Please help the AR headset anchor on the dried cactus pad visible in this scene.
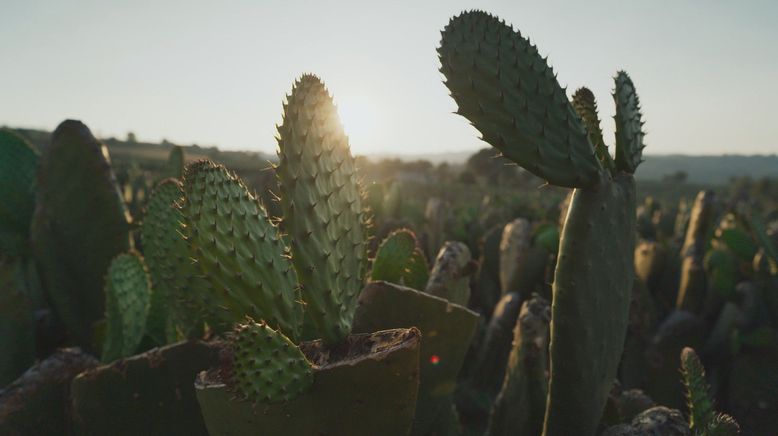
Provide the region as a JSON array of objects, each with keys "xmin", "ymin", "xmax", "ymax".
[{"xmin": 228, "ymin": 320, "xmax": 313, "ymax": 404}]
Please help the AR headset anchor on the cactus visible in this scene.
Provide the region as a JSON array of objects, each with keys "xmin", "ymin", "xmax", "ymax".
[
  {"xmin": 0, "ymin": 348, "xmax": 97, "ymax": 434},
  {"xmin": 571, "ymin": 87, "xmax": 613, "ymax": 169},
  {"xmin": 225, "ymin": 320, "xmax": 313, "ymax": 404},
  {"xmin": 474, "ymin": 225, "xmax": 503, "ymax": 318},
  {"xmin": 30, "ymin": 120, "xmax": 130, "ymax": 351},
  {"xmin": 680, "ymin": 347, "xmax": 740, "ymax": 436},
  {"xmin": 602, "ymin": 406, "xmax": 690, "ymax": 436},
  {"xmin": 498, "ymin": 218, "xmax": 531, "ymax": 293},
  {"xmin": 352, "ymin": 281, "xmax": 478, "ymax": 435},
  {"xmin": 141, "ymin": 178, "xmax": 209, "ymax": 337},
  {"xmin": 425, "ymin": 197, "xmax": 449, "ymax": 257},
  {"xmin": 677, "ymin": 190, "xmax": 716, "ymax": 313},
  {"xmin": 275, "ymin": 74, "xmax": 368, "ymax": 345},
  {"xmin": 439, "ymin": 11, "xmax": 644, "ymax": 435},
  {"xmin": 101, "ymin": 252, "xmax": 152, "ymax": 363},
  {"xmin": 0, "ymin": 259, "xmax": 35, "ymax": 386},
  {"xmin": 164, "ymin": 145, "xmax": 185, "ymax": 179},
  {"xmin": 71, "ymin": 340, "xmax": 221, "ymax": 435},
  {"xmin": 196, "ymin": 328, "xmax": 421, "ymax": 436},
  {"xmin": 0, "ymin": 129, "xmax": 38, "ymax": 257},
  {"xmin": 487, "ymin": 295, "xmax": 551, "ymax": 436},
  {"xmin": 426, "ymin": 241, "xmax": 475, "ymax": 306},
  {"xmin": 370, "ymin": 228, "xmax": 429, "ymax": 290},
  {"xmin": 181, "ymin": 160, "xmax": 303, "ymax": 339}
]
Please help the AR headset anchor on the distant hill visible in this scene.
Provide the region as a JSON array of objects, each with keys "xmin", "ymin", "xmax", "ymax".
[{"xmin": 6, "ymin": 126, "xmax": 775, "ymax": 185}]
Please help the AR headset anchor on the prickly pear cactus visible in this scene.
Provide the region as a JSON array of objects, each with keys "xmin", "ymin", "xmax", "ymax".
[
  {"xmin": 680, "ymin": 347, "xmax": 714, "ymax": 431},
  {"xmin": 165, "ymin": 145, "xmax": 185, "ymax": 179},
  {"xmin": 499, "ymin": 218, "xmax": 531, "ymax": 293},
  {"xmin": 275, "ymin": 74, "xmax": 368, "ymax": 344},
  {"xmin": 439, "ymin": 11, "xmax": 645, "ymax": 435},
  {"xmin": 101, "ymin": 252, "xmax": 152, "ymax": 362},
  {"xmin": 181, "ymin": 160, "xmax": 303, "ymax": 340},
  {"xmin": 0, "ymin": 129, "xmax": 38, "ymax": 256},
  {"xmin": 370, "ymin": 228, "xmax": 429, "ymax": 290},
  {"xmin": 31, "ymin": 120, "xmax": 130, "ymax": 351},
  {"xmin": 425, "ymin": 241, "xmax": 474, "ymax": 306},
  {"xmin": 488, "ymin": 295, "xmax": 551, "ymax": 436},
  {"xmin": 225, "ymin": 320, "xmax": 313, "ymax": 404},
  {"xmin": 572, "ymin": 87, "xmax": 613, "ymax": 169},
  {"xmin": 677, "ymin": 190, "xmax": 716, "ymax": 313},
  {"xmin": 141, "ymin": 178, "xmax": 208, "ymax": 338},
  {"xmin": 425, "ymin": 197, "xmax": 449, "ymax": 257}
]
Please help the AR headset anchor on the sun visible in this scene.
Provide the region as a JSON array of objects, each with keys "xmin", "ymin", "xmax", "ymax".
[{"xmin": 335, "ymin": 95, "xmax": 378, "ymax": 154}]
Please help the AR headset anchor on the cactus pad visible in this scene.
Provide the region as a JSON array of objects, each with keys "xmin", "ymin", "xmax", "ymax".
[
  {"xmin": 426, "ymin": 241, "xmax": 474, "ymax": 306},
  {"xmin": 614, "ymin": 71, "xmax": 646, "ymax": 174},
  {"xmin": 438, "ymin": 11, "xmax": 602, "ymax": 189},
  {"xmin": 370, "ymin": 228, "xmax": 429, "ymax": 290},
  {"xmin": 101, "ymin": 252, "xmax": 152, "ymax": 362},
  {"xmin": 0, "ymin": 129, "xmax": 38, "ymax": 256},
  {"xmin": 276, "ymin": 74, "xmax": 368, "ymax": 344},
  {"xmin": 181, "ymin": 160, "xmax": 303, "ymax": 339},
  {"xmin": 572, "ymin": 87, "xmax": 614, "ymax": 170},
  {"xmin": 226, "ymin": 320, "xmax": 313, "ymax": 404}
]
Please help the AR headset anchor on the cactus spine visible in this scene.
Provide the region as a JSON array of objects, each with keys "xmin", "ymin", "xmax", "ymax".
[
  {"xmin": 439, "ymin": 11, "xmax": 645, "ymax": 435},
  {"xmin": 276, "ymin": 74, "xmax": 368, "ymax": 345}
]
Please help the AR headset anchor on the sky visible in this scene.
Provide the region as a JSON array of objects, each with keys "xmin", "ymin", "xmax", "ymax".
[{"xmin": 1, "ymin": 0, "xmax": 777, "ymax": 156}]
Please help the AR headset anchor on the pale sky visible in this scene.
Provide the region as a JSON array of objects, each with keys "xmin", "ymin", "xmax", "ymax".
[{"xmin": 1, "ymin": 0, "xmax": 776, "ymax": 156}]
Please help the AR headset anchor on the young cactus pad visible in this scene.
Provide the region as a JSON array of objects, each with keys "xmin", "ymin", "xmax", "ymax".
[
  {"xmin": 370, "ymin": 228, "xmax": 429, "ymax": 290},
  {"xmin": 181, "ymin": 160, "xmax": 303, "ymax": 340},
  {"xmin": 439, "ymin": 11, "xmax": 645, "ymax": 436},
  {"xmin": 227, "ymin": 320, "xmax": 313, "ymax": 403},
  {"xmin": 102, "ymin": 252, "xmax": 152, "ymax": 362},
  {"xmin": 0, "ymin": 129, "xmax": 38, "ymax": 256},
  {"xmin": 276, "ymin": 74, "xmax": 368, "ymax": 344}
]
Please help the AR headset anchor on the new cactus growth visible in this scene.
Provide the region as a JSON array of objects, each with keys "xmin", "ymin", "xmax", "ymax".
[
  {"xmin": 426, "ymin": 241, "xmax": 475, "ymax": 306},
  {"xmin": 276, "ymin": 74, "xmax": 368, "ymax": 345},
  {"xmin": 571, "ymin": 87, "xmax": 613, "ymax": 170},
  {"xmin": 101, "ymin": 252, "xmax": 152, "ymax": 363},
  {"xmin": 181, "ymin": 160, "xmax": 303, "ymax": 340},
  {"xmin": 439, "ymin": 10, "xmax": 645, "ymax": 435},
  {"xmin": 370, "ymin": 228, "xmax": 429, "ymax": 290},
  {"xmin": 31, "ymin": 120, "xmax": 130, "ymax": 351},
  {"xmin": 225, "ymin": 319, "xmax": 313, "ymax": 404},
  {"xmin": 680, "ymin": 347, "xmax": 740, "ymax": 435},
  {"xmin": 0, "ymin": 129, "xmax": 38, "ymax": 256}
]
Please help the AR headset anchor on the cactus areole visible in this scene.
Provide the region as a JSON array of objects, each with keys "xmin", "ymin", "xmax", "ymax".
[{"xmin": 439, "ymin": 10, "xmax": 646, "ymax": 436}]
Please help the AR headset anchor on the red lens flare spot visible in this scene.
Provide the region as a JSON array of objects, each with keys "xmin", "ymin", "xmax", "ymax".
[{"xmin": 429, "ymin": 355, "xmax": 440, "ymax": 365}]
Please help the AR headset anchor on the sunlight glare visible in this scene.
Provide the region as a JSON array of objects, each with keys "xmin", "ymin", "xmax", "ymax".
[{"xmin": 335, "ymin": 95, "xmax": 378, "ymax": 154}]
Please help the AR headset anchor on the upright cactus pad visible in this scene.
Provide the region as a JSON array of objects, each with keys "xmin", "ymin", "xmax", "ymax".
[
  {"xmin": 680, "ymin": 347, "xmax": 714, "ymax": 430},
  {"xmin": 438, "ymin": 11, "xmax": 602, "ymax": 189},
  {"xmin": 141, "ymin": 178, "xmax": 209, "ymax": 337},
  {"xmin": 572, "ymin": 87, "xmax": 614, "ymax": 169},
  {"xmin": 31, "ymin": 120, "xmax": 130, "ymax": 351},
  {"xmin": 276, "ymin": 74, "xmax": 368, "ymax": 344},
  {"xmin": 102, "ymin": 252, "xmax": 152, "ymax": 362},
  {"xmin": 181, "ymin": 160, "xmax": 303, "ymax": 340},
  {"xmin": 677, "ymin": 191, "xmax": 716, "ymax": 312},
  {"xmin": 0, "ymin": 129, "xmax": 38, "ymax": 256},
  {"xmin": 425, "ymin": 241, "xmax": 474, "ymax": 306},
  {"xmin": 614, "ymin": 71, "xmax": 646, "ymax": 174},
  {"xmin": 165, "ymin": 145, "xmax": 185, "ymax": 179},
  {"xmin": 370, "ymin": 228, "xmax": 429, "ymax": 290},
  {"xmin": 226, "ymin": 320, "xmax": 313, "ymax": 404}
]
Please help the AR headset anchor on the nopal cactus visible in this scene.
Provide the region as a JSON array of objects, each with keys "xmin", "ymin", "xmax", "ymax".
[
  {"xmin": 275, "ymin": 74, "xmax": 368, "ymax": 345},
  {"xmin": 439, "ymin": 10, "xmax": 645, "ymax": 435},
  {"xmin": 0, "ymin": 129, "xmax": 38, "ymax": 257},
  {"xmin": 370, "ymin": 228, "xmax": 429, "ymax": 290},
  {"xmin": 181, "ymin": 160, "xmax": 303, "ymax": 340}
]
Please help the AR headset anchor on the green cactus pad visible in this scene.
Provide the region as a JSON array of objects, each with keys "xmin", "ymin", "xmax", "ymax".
[
  {"xmin": 680, "ymin": 347, "xmax": 714, "ymax": 431},
  {"xmin": 0, "ymin": 129, "xmax": 38, "ymax": 256},
  {"xmin": 71, "ymin": 340, "xmax": 221, "ymax": 436},
  {"xmin": 370, "ymin": 228, "xmax": 429, "ymax": 290},
  {"xmin": 141, "ymin": 178, "xmax": 209, "ymax": 338},
  {"xmin": 31, "ymin": 120, "xmax": 130, "ymax": 351},
  {"xmin": 101, "ymin": 252, "xmax": 152, "ymax": 362},
  {"xmin": 572, "ymin": 87, "xmax": 615, "ymax": 170},
  {"xmin": 0, "ymin": 259, "xmax": 35, "ymax": 387},
  {"xmin": 425, "ymin": 241, "xmax": 474, "ymax": 306},
  {"xmin": 353, "ymin": 281, "xmax": 479, "ymax": 436},
  {"xmin": 226, "ymin": 320, "xmax": 313, "ymax": 404},
  {"xmin": 543, "ymin": 174, "xmax": 637, "ymax": 436},
  {"xmin": 196, "ymin": 328, "xmax": 421, "ymax": 436},
  {"xmin": 677, "ymin": 191, "xmax": 716, "ymax": 312},
  {"xmin": 614, "ymin": 71, "xmax": 646, "ymax": 174},
  {"xmin": 438, "ymin": 11, "xmax": 602, "ymax": 189},
  {"xmin": 165, "ymin": 145, "xmax": 185, "ymax": 179},
  {"xmin": 181, "ymin": 160, "xmax": 303, "ymax": 339},
  {"xmin": 276, "ymin": 74, "xmax": 368, "ymax": 344}
]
